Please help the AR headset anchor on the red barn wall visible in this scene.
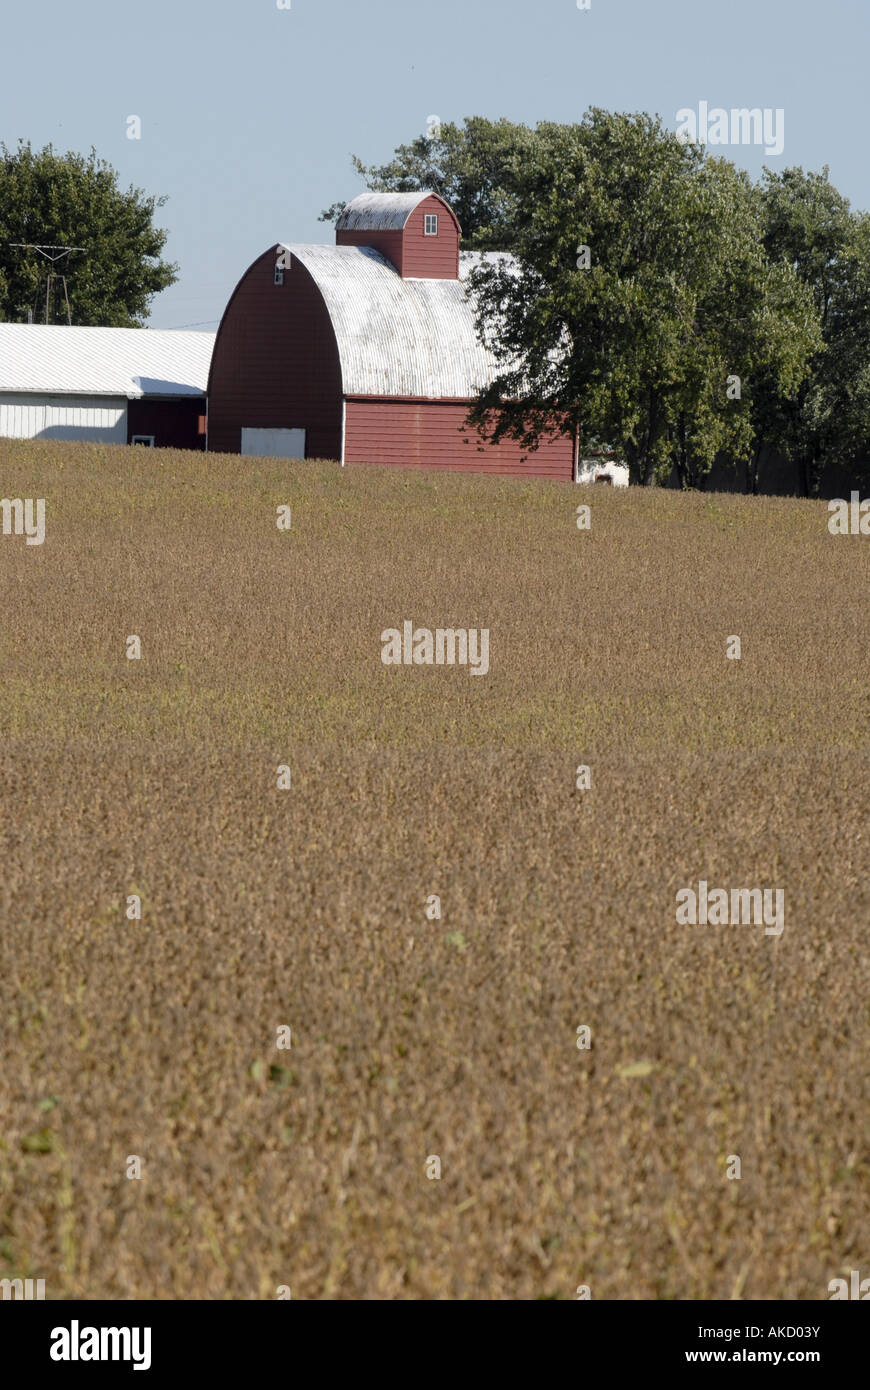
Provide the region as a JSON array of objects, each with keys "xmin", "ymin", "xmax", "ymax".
[
  {"xmin": 335, "ymin": 227, "xmax": 404, "ymax": 274},
  {"xmin": 401, "ymin": 195, "xmax": 460, "ymax": 279},
  {"xmin": 127, "ymin": 398, "xmax": 206, "ymax": 450},
  {"xmin": 344, "ymin": 399, "xmax": 574, "ymax": 479},
  {"xmin": 207, "ymin": 248, "xmax": 343, "ymax": 458}
]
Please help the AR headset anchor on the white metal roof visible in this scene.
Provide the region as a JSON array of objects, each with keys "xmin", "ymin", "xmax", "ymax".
[
  {"xmin": 277, "ymin": 243, "xmax": 516, "ymax": 398},
  {"xmin": 0, "ymin": 324, "xmax": 214, "ymax": 398},
  {"xmin": 335, "ymin": 191, "xmax": 439, "ymax": 232}
]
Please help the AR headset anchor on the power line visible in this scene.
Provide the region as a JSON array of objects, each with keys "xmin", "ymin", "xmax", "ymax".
[{"xmin": 162, "ymin": 318, "xmax": 221, "ymax": 330}]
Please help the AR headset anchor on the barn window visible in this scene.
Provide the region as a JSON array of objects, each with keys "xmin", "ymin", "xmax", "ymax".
[
  {"xmin": 274, "ymin": 265, "xmax": 285, "ymax": 285},
  {"xmin": 131, "ymin": 435, "xmax": 155, "ymax": 447},
  {"xmin": 424, "ymin": 214, "xmax": 438, "ymax": 236}
]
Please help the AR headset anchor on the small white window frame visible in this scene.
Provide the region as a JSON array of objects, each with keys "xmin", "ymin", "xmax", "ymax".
[
  {"xmin": 274, "ymin": 265, "xmax": 285, "ymax": 285},
  {"xmin": 424, "ymin": 213, "xmax": 439, "ymax": 236},
  {"xmin": 131, "ymin": 435, "xmax": 155, "ymax": 447}
]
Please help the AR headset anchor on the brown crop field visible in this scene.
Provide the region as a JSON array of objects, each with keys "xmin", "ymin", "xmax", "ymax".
[{"xmin": 1, "ymin": 437, "xmax": 868, "ymax": 1301}]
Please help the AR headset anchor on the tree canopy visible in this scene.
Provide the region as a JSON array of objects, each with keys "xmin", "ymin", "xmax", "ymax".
[
  {"xmin": 0, "ymin": 141, "xmax": 178, "ymax": 327},
  {"xmin": 464, "ymin": 112, "xmax": 820, "ymax": 488},
  {"xmin": 756, "ymin": 167, "xmax": 870, "ymax": 495},
  {"xmin": 321, "ymin": 116, "xmax": 533, "ymax": 250}
]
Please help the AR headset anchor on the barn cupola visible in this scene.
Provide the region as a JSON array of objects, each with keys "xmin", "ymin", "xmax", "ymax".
[{"xmin": 335, "ymin": 191, "xmax": 461, "ymax": 280}]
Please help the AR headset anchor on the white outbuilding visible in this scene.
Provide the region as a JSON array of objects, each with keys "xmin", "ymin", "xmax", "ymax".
[{"xmin": 0, "ymin": 324, "xmax": 215, "ymax": 449}]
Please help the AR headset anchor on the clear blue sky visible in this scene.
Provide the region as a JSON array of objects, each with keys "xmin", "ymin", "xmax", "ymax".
[{"xmin": 2, "ymin": 0, "xmax": 867, "ymax": 329}]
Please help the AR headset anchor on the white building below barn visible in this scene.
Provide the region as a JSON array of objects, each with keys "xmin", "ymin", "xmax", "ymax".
[
  {"xmin": 0, "ymin": 324, "xmax": 215, "ymax": 450},
  {"xmin": 577, "ymin": 457, "xmax": 629, "ymax": 487}
]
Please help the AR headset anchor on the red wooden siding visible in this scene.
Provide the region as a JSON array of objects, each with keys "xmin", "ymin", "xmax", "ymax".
[
  {"xmin": 335, "ymin": 194, "xmax": 459, "ymax": 279},
  {"xmin": 335, "ymin": 226, "xmax": 405, "ymax": 274},
  {"xmin": 400, "ymin": 195, "xmax": 460, "ymax": 279},
  {"xmin": 207, "ymin": 248, "xmax": 343, "ymax": 457},
  {"xmin": 127, "ymin": 397, "xmax": 206, "ymax": 450},
  {"xmin": 344, "ymin": 399, "xmax": 574, "ymax": 479}
]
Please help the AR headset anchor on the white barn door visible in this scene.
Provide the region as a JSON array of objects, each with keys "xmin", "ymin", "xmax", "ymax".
[{"xmin": 241, "ymin": 427, "xmax": 306, "ymax": 460}]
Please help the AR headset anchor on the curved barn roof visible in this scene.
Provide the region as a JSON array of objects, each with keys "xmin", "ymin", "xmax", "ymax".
[
  {"xmin": 336, "ymin": 191, "xmax": 453, "ymax": 232},
  {"xmin": 0, "ymin": 323, "xmax": 214, "ymax": 397},
  {"xmin": 277, "ymin": 242, "xmax": 514, "ymax": 398}
]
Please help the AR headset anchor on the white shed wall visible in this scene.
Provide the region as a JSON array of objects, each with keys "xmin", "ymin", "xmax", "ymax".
[{"xmin": 0, "ymin": 394, "xmax": 127, "ymax": 443}]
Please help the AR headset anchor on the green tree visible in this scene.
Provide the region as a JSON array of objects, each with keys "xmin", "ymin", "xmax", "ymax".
[
  {"xmin": 464, "ymin": 111, "xmax": 819, "ymax": 486},
  {"xmin": 663, "ymin": 164, "xmax": 820, "ymax": 491},
  {"xmin": 320, "ymin": 116, "xmax": 535, "ymax": 249},
  {"xmin": 0, "ymin": 141, "xmax": 178, "ymax": 326},
  {"xmin": 758, "ymin": 167, "xmax": 870, "ymax": 495}
]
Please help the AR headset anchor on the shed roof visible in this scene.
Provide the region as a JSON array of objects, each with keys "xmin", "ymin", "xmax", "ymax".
[
  {"xmin": 335, "ymin": 191, "xmax": 445, "ymax": 232},
  {"xmin": 0, "ymin": 324, "xmax": 215, "ymax": 397},
  {"xmin": 277, "ymin": 243, "xmax": 516, "ymax": 398}
]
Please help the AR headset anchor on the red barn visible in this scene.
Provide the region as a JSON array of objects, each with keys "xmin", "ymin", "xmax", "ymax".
[{"xmin": 207, "ymin": 191, "xmax": 575, "ymax": 479}]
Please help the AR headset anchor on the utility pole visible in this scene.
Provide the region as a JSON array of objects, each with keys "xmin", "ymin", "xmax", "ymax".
[{"xmin": 6, "ymin": 243, "xmax": 86, "ymax": 324}]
